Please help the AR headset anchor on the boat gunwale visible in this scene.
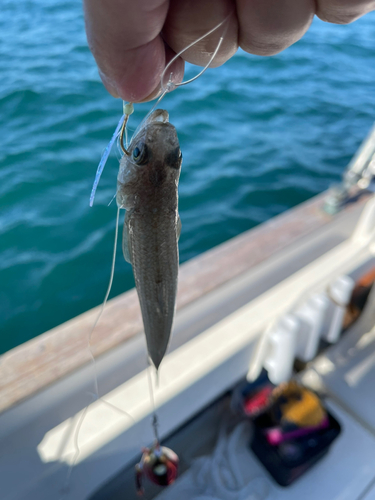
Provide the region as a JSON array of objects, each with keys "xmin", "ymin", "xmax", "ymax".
[{"xmin": 0, "ymin": 190, "xmax": 370, "ymax": 414}]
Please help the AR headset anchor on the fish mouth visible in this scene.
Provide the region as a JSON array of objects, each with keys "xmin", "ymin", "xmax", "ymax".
[
  {"xmin": 131, "ymin": 109, "xmax": 171, "ymax": 145},
  {"xmin": 143, "ymin": 109, "xmax": 169, "ymax": 127}
]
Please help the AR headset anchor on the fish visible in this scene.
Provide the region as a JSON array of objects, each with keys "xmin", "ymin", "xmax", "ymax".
[{"xmin": 116, "ymin": 109, "xmax": 182, "ymax": 369}]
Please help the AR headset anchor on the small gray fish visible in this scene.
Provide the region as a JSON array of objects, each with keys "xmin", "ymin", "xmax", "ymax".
[{"xmin": 116, "ymin": 110, "xmax": 182, "ymax": 369}]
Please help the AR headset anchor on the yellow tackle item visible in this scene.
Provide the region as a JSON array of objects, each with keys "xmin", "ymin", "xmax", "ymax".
[{"xmin": 272, "ymin": 381, "xmax": 326, "ymax": 428}]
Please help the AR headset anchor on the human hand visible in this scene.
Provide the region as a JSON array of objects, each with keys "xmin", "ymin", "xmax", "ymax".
[{"xmin": 83, "ymin": 0, "xmax": 374, "ymax": 103}]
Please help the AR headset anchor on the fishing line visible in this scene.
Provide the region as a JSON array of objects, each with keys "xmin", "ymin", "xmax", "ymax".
[
  {"xmin": 129, "ymin": 13, "xmax": 232, "ymax": 449},
  {"xmin": 90, "ymin": 13, "xmax": 230, "ymax": 202},
  {"xmin": 87, "ymin": 205, "xmax": 121, "ymax": 396},
  {"xmin": 74, "ymin": 13, "xmax": 231, "ymax": 495},
  {"xmin": 107, "ymin": 192, "xmax": 117, "ymax": 206},
  {"xmin": 160, "ymin": 13, "xmax": 231, "ymax": 92},
  {"xmin": 146, "ymin": 361, "xmax": 160, "ymax": 444},
  {"xmin": 61, "ymin": 206, "xmax": 135, "ymax": 496},
  {"xmin": 60, "ymin": 404, "xmax": 91, "ymax": 499},
  {"xmin": 131, "ymin": 12, "xmax": 232, "ymax": 141}
]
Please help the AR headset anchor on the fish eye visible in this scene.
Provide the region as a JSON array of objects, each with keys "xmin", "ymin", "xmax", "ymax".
[
  {"xmin": 166, "ymin": 146, "xmax": 182, "ymax": 169},
  {"xmin": 132, "ymin": 143, "xmax": 148, "ymax": 165},
  {"xmin": 133, "ymin": 147, "xmax": 140, "ymax": 160}
]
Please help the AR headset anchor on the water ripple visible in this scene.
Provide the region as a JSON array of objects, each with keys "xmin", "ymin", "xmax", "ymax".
[{"xmin": 1, "ymin": 4, "xmax": 375, "ymax": 352}]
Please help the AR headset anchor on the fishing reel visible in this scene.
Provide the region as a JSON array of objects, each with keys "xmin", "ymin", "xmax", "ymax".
[{"xmin": 135, "ymin": 442, "xmax": 179, "ymax": 495}]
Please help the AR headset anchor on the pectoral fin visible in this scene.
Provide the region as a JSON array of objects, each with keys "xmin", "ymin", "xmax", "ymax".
[{"xmin": 122, "ymin": 217, "xmax": 133, "ymax": 264}]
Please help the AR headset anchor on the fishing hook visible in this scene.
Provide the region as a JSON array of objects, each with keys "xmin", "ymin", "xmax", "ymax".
[{"xmin": 119, "ymin": 114, "xmax": 130, "ymax": 155}]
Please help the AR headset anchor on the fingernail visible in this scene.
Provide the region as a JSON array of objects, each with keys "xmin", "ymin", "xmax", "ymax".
[{"xmin": 138, "ymin": 85, "xmax": 163, "ymax": 103}]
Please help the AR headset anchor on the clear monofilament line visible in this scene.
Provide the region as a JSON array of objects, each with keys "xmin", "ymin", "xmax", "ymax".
[
  {"xmin": 147, "ymin": 362, "xmax": 160, "ymax": 444},
  {"xmin": 146, "ymin": 87, "xmax": 169, "ymax": 117},
  {"xmin": 60, "ymin": 404, "xmax": 91, "ymax": 499},
  {"xmin": 107, "ymin": 192, "xmax": 117, "ymax": 207},
  {"xmin": 161, "ymin": 36, "xmax": 224, "ymax": 91},
  {"xmin": 75, "ymin": 14, "xmax": 233, "ymax": 495},
  {"xmin": 60, "ymin": 207, "xmax": 134, "ymax": 497},
  {"xmin": 130, "ymin": 14, "xmax": 233, "ymax": 453},
  {"xmin": 87, "ymin": 206, "xmax": 121, "ymax": 396},
  {"xmin": 160, "ymin": 12, "xmax": 232, "ymax": 92},
  {"xmin": 131, "ymin": 87, "xmax": 170, "ymax": 139},
  {"xmin": 131, "ymin": 14, "xmax": 232, "ymax": 147}
]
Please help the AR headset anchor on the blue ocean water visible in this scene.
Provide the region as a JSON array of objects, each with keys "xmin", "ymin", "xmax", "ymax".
[{"xmin": 0, "ymin": 2, "xmax": 374, "ymax": 354}]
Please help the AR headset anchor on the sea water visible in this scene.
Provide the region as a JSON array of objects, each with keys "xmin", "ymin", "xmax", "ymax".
[{"xmin": 1, "ymin": 1, "xmax": 374, "ymax": 353}]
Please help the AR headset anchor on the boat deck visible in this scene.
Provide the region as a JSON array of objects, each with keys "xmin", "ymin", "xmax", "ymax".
[
  {"xmin": 91, "ymin": 394, "xmax": 375, "ymax": 500},
  {"xmin": 92, "ymin": 285, "xmax": 375, "ymax": 500},
  {"xmin": 1, "ymin": 190, "xmax": 375, "ymax": 500}
]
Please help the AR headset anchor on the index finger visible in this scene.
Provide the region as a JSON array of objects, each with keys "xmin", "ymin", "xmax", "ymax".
[{"xmin": 83, "ymin": 0, "xmax": 184, "ymax": 102}]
